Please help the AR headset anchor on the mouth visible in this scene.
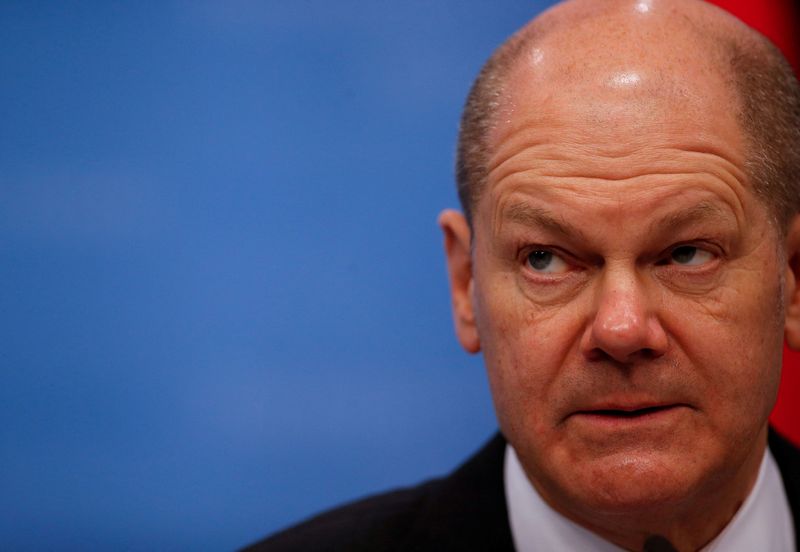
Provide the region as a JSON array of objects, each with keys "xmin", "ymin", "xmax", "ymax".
[
  {"xmin": 570, "ymin": 404, "xmax": 688, "ymax": 426},
  {"xmin": 581, "ymin": 405, "xmax": 676, "ymax": 417}
]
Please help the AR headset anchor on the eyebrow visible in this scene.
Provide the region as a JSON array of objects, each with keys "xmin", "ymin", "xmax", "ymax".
[
  {"xmin": 649, "ymin": 201, "xmax": 732, "ymax": 234},
  {"xmin": 499, "ymin": 199, "xmax": 733, "ymax": 239},
  {"xmin": 499, "ymin": 202, "xmax": 589, "ymax": 240}
]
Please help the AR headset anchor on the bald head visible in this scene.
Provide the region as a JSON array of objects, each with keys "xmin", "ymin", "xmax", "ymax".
[{"xmin": 456, "ymin": 0, "xmax": 800, "ymax": 229}]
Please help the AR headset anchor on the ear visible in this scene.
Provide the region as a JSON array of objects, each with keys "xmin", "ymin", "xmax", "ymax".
[
  {"xmin": 784, "ymin": 215, "xmax": 800, "ymax": 350},
  {"xmin": 438, "ymin": 209, "xmax": 480, "ymax": 353}
]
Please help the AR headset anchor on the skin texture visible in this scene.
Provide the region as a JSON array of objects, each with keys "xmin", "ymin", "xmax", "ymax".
[{"xmin": 440, "ymin": 0, "xmax": 800, "ymax": 550}]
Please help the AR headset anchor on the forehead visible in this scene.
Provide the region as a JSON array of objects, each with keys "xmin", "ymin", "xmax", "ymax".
[
  {"xmin": 495, "ymin": 41, "xmax": 741, "ymax": 152},
  {"xmin": 480, "ymin": 13, "xmax": 749, "ymax": 220}
]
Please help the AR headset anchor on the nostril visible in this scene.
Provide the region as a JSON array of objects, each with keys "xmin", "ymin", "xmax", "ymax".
[
  {"xmin": 586, "ymin": 347, "xmax": 625, "ymax": 364},
  {"xmin": 585, "ymin": 347, "xmax": 613, "ymax": 362},
  {"xmin": 640, "ymin": 347, "xmax": 666, "ymax": 360}
]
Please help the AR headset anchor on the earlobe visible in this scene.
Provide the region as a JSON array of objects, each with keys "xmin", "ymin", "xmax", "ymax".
[
  {"xmin": 784, "ymin": 216, "xmax": 800, "ymax": 350},
  {"xmin": 438, "ymin": 209, "xmax": 481, "ymax": 353}
]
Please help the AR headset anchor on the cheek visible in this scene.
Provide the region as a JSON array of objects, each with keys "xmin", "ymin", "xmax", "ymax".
[
  {"xmin": 474, "ymin": 278, "xmax": 581, "ymax": 431},
  {"xmin": 667, "ymin": 268, "xmax": 785, "ymax": 426}
]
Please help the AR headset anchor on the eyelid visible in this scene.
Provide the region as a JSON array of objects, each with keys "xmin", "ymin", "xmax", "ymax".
[
  {"xmin": 521, "ymin": 245, "xmax": 577, "ymax": 275},
  {"xmin": 660, "ymin": 241, "xmax": 721, "ymax": 267}
]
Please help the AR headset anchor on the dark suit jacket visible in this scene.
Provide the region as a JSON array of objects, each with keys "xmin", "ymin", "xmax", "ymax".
[{"xmin": 243, "ymin": 429, "xmax": 800, "ymax": 551}]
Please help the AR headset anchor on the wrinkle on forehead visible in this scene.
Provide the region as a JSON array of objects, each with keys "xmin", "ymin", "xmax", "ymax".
[
  {"xmin": 489, "ymin": 177, "xmax": 747, "ymax": 232},
  {"xmin": 487, "ymin": 126, "xmax": 747, "ymax": 180}
]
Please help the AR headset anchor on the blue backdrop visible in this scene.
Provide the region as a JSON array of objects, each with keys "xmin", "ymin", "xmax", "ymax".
[{"xmin": 1, "ymin": 2, "xmax": 555, "ymax": 549}]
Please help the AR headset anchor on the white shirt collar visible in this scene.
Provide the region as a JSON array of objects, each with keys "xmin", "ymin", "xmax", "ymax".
[{"xmin": 504, "ymin": 443, "xmax": 795, "ymax": 552}]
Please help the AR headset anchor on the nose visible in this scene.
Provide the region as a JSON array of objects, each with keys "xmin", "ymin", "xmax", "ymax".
[{"xmin": 580, "ymin": 267, "xmax": 668, "ymax": 363}]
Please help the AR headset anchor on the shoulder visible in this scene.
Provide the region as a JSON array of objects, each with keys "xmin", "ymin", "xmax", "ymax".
[
  {"xmin": 769, "ymin": 427, "xmax": 800, "ymax": 550},
  {"xmin": 241, "ymin": 433, "xmax": 514, "ymax": 552},
  {"xmin": 768, "ymin": 427, "xmax": 800, "ymax": 533},
  {"xmin": 241, "ymin": 477, "xmax": 444, "ymax": 552},
  {"xmin": 769, "ymin": 427, "xmax": 800, "ymax": 496}
]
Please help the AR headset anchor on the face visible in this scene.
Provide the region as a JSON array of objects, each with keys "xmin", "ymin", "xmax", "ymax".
[{"xmin": 442, "ymin": 50, "xmax": 796, "ymax": 531}]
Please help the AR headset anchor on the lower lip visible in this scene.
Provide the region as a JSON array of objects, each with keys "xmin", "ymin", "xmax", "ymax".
[{"xmin": 570, "ymin": 405, "xmax": 686, "ymax": 429}]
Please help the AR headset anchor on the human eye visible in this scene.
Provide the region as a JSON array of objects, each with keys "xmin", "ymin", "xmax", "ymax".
[
  {"xmin": 668, "ymin": 245, "xmax": 715, "ymax": 267},
  {"xmin": 526, "ymin": 249, "xmax": 570, "ymax": 274}
]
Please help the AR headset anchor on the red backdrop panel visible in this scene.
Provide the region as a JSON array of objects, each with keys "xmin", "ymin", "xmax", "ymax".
[
  {"xmin": 707, "ymin": 0, "xmax": 800, "ymax": 444},
  {"xmin": 774, "ymin": 346, "xmax": 800, "ymax": 444}
]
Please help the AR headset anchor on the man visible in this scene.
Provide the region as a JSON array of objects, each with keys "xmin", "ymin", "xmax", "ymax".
[{"xmin": 245, "ymin": 0, "xmax": 800, "ymax": 550}]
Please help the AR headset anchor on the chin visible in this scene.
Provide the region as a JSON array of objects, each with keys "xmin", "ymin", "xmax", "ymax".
[{"xmin": 548, "ymin": 450, "xmax": 706, "ymax": 517}]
